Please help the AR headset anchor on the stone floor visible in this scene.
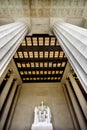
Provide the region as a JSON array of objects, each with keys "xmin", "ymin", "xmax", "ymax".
[{"xmin": 10, "ymin": 83, "xmax": 74, "ymax": 130}]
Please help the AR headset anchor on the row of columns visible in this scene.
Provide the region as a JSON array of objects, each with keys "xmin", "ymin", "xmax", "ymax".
[
  {"xmin": 0, "ymin": 21, "xmax": 87, "ymax": 130},
  {"xmin": 53, "ymin": 22, "xmax": 87, "ymax": 129},
  {"xmin": 68, "ymin": 73, "xmax": 87, "ymax": 119},
  {"xmin": 0, "ymin": 21, "xmax": 86, "ymax": 94},
  {"xmin": 62, "ymin": 68, "xmax": 87, "ymax": 130},
  {"xmin": 0, "ymin": 65, "xmax": 21, "ymax": 130}
]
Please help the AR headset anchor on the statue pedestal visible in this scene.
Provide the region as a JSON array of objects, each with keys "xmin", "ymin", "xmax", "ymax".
[{"xmin": 31, "ymin": 122, "xmax": 53, "ymax": 130}]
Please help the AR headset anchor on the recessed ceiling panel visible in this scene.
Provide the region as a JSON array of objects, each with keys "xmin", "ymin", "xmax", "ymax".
[{"xmin": 14, "ymin": 34, "xmax": 67, "ymax": 83}]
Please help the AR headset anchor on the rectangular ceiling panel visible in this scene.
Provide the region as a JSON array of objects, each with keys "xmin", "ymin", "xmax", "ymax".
[{"xmin": 14, "ymin": 34, "xmax": 67, "ymax": 83}]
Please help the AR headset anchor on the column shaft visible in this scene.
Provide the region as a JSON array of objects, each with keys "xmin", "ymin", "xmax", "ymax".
[
  {"xmin": 5, "ymin": 86, "xmax": 21, "ymax": 130},
  {"xmin": 0, "ymin": 81, "xmax": 17, "ymax": 130},
  {"xmin": 66, "ymin": 80, "xmax": 87, "ymax": 130},
  {"xmin": 53, "ymin": 22, "xmax": 87, "ymax": 93},
  {"xmin": 69, "ymin": 73, "xmax": 87, "ymax": 119},
  {"xmin": 0, "ymin": 73, "xmax": 14, "ymax": 110},
  {"xmin": 0, "ymin": 22, "xmax": 29, "ymax": 77}
]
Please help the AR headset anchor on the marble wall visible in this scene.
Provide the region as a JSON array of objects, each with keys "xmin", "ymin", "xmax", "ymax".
[
  {"xmin": 10, "ymin": 83, "xmax": 74, "ymax": 130},
  {"xmin": 0, "ymin": 0, "xmax": 87, "ymax": 32}
]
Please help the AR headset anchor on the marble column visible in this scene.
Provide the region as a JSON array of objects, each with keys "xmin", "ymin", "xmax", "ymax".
[
  {"xmin": 0, "ymin": 22, "xmax": 29, "ymax": 77},
  {"xmin": 65, "ymin": 80, "xmax": 87, "ymax": 130},
  {"xmin": 0, "ymin": 79, "xmax": 18, "ymax": 130},
  {"xmin": 53, "ymin": 22, "xmax": 87, "ymax": 93},
  {"xmin": 0, "ymin": 72, "xmax": 14, "ymax": 111},
  {"xmin": 68, "ymin": 73, "xmax": 87, "ymax": 119},
  {"xmin": 0, "ymin": 66, "xmax": 10, "ymax": 85}
]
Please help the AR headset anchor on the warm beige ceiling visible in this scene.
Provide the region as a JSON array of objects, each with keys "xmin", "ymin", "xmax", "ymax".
[{"xmin": 0, "ymin": 0, "xmax": 87, "ymax": 33}]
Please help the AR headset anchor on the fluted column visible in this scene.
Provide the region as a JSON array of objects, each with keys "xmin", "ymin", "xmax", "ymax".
[
  {"xmin": 0, "ymin": 79, "xmax": 18, "ymax": 130},
  {"xmin": 53, "ymin": 22, "xmax": 87, "ymax": 93},
  {"xmin": 0, "ymin": 72, "xmax": 13, "ymax": 111},
  {"xmin": 0, "ymin": 22, "xmax": 29, "ymax": 77},
  {"xmin": 65, "ymin": 80, "xmax": 87, "ymax": 130},
  {"xmin": 68, "ymin": 73, "xmax": 87, "ymax": 119}
]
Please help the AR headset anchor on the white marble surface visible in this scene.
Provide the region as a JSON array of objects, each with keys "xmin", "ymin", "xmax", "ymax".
[
  {"xmin": 0, "ymin": 22, "xmax": 29, "ymax": 77},
  {"xmin": 10, "ymin": 83, "xmax": 74, "ymax": 130},
  {"xmin": 31, "ymin": 123, "xmax": 53, "ymax": 130},
  {"xmin": 31, "ymin": 102, "xmax": 53, "ymax": 130},
  {"xmin": 53, "ymin": 22, "xmax": 87, "ymax": 93},
  {"xmin": 34, "ymin": 102, "xmax": 51, "ymax": 123}
]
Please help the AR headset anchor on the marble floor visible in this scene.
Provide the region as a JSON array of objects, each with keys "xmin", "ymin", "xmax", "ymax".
[{"xmin": 10, "ymin": 83, "xmax": 75, "ymax": 130}]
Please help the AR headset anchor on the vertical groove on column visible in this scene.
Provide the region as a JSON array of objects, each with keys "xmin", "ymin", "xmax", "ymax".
[
  {"xmin": 53, "ymin": 22, "xmax": 87, "ymax": 93},
  {"xmin": 0, "ymin": 22, "xmax": 29, "ymax": 77},
  {"xmin": 65, "ymin": 80, "xmax": 87, "ymax": 130},
  {"xmin": 0, "ymin": 80, "xmax": 17, "ymax": 130},
  {"xmin": 63, "ymin": 84, "xmax": 80, "ymax": 130},
  {"xmin": 4, "ymin": 86, "xmax": 21, "ymax": 130},
  {"xmin": 68, "ymin": 74, "xmax": 87, "ymax": 119},
  {"xmin": 0, "ymin": 74, "xmax": 14, "ymax": 111}
]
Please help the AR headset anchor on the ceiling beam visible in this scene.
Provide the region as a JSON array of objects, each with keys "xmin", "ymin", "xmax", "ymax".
[
  {"xmin": 14, "ymin": 58, "xmax": 67, "ymax": 62},
  {"xmin": 17, "ymin": 46, "xmax": 62, "ymax": 51},
  {"xmin": 21, "ymin": 74, "xmax": 62, "ymax": 78},
  {"xmin": 23, "ymin": 80, "xmax": 60, "ymax": 83},
  {"xmin": 18, "ymin": 67, "xmax": 65, "ymax": 71}
]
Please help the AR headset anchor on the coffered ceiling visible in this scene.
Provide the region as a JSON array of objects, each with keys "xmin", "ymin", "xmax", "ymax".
[
  {"xmin": 14, "ymin": 34, "xmax": 67, "ymax": 83},
  {"xmin": 0, "ymin": 0, "xmax": 87, "ymax": 83}
]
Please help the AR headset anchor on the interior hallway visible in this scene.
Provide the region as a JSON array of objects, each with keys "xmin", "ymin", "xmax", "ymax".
[{"xmin": 10, "ymin": 83, "xmax": 74, "ymax": 130}]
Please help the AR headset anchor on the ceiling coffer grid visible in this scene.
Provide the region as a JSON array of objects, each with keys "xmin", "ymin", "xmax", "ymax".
[{"xmin": 14, "ymin": 34, "xmax": 67, "ymax": 83}]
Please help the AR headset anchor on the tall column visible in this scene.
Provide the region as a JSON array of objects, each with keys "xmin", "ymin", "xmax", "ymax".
[
  {"xmin": 0, "ymin": 22, "xmax": 29, "ymax": 77},
  {"xmin": 68, "ymin": 73, "xmax": 87, "ymax": 119},
  {"xmin": 0, "ymin": 79, "xmax": 18, "ymax": 130},
  {"xmin": 65, "ymin": 80, "xmax": 87, "ymax": 130},
  {"xmin": 0, "ymin": 66, "xmax": 10, "ymax": 85},
  {"xmin": 0, "ymin": 72, "xmax": 13, "ymax": 111},
  {"xmin": 53, "ymin": 22, "xmax": 87, "ymax": 93}
]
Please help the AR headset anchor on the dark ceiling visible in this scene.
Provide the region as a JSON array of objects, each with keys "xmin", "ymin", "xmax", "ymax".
[{"xmin": 14, "ymin": 34, "xmax": 67, "ymax": 83}]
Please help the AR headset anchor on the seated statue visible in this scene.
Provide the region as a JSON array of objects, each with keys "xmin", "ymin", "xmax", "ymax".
[
  {"xmin": 37, "ymin": 101, "xmax": 48, "ymax": 122},
  {"xmin": 31, "ymin": 101, "xmax": 53, "ymax": 130}
]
